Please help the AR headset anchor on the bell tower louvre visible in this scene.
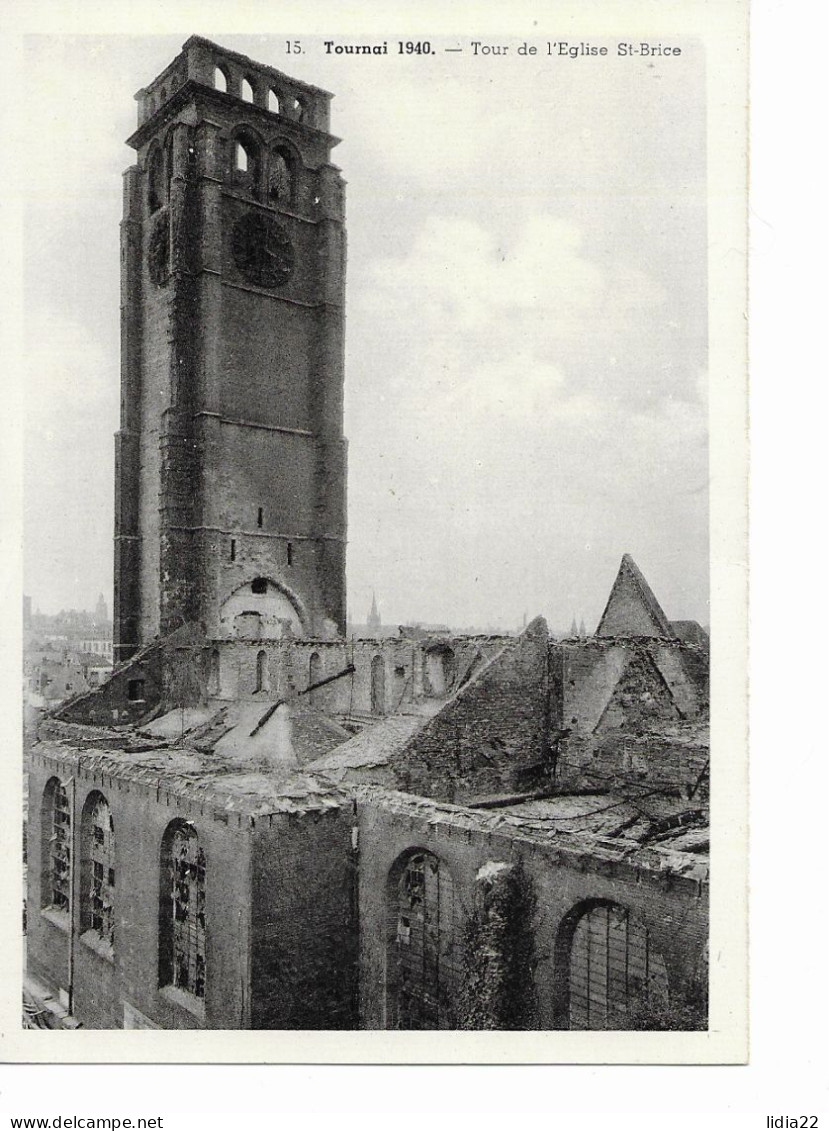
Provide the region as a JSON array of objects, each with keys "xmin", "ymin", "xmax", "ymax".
[{"xmin": 114, "ymin": 36, "xmax": 347, "ymax": 662}]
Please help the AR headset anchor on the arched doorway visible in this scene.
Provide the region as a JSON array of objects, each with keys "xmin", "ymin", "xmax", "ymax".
[
  {"xmin": 370, "ymin": 654, "xmax": 385, "ymax": 715},
  {"xmin": 556, "ymin": 900, "xmax": 670, "ymax": 1029},
  {"xmin": 387, "ymin": 850, "xmax": 457, "ymax": 1029}
]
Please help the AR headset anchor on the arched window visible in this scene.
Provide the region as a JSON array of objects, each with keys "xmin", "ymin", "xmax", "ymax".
[
  {"xmin": 370, "ymin": 654, "xmax": 385, "ymax": 715},
  {"xmin": 291, "ymin": 96, "xmax": 305, "ymax": 123},
  {"xmin": 308, "ymin": 651, "xmax": 321, "ymax": 706},
  {"xmin": 268, "ymin": 88, "xmax": 280, "ymax": 113},
  {"xmin": 213, "ymin": 65, "xmax": 228, "ymax": 92},
  {"xmin": 80, "ymin": 792, "xmax": 115, "ymax": 949},
  {"xmin": 231, "ymin": 132, "xmax": 261, "ymax": 197},
  {"xmin": 424, "ymin": 646, "xmax": 456, "ymax": 696},
  {"xmin": 208, "ymin": 648, "xmax": 220, "ymax": 697},
  {"xmin": 387, "ymin": 850, "xmax": 457, "ymax": 1029},
  {"xmin": 241, "ymin": 77, "xmax": 255, "ymax": 103},
  {"xmin": 41, "ymin": 777, "xmax": 70, "ymax": 913},
  {"xmin": 147, "ymin": 145, "xmax": 165, "ymax": 214},
  {"xmin": 268, "ymin": 146, "xmax": 295, "ymax": 207},
  {"xmin": 159, "ymin": 821, "xmax": 206, "ymax": 1000},
  {"xmin": 255, "ymin": 649, "xmax": 269, "ymax": 693},
  {"xmin": 556, "ymin": 900, "xmax": 670, "ymax": 1030}
]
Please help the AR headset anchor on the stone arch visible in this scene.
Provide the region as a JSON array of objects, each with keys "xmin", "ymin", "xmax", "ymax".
[
  {"xmin": 370, "ymin": 654, "xmax": 386, "ymax": 715},
  {"xmin": 218, "ymin": 577, "xmax": 306, "ymax": 640},
  {"xmin": 241, "ymin": 75, "xmax": 256, "ymax": 103},
  {"xmin": 79, "ymin": 790, "xmax": 115, "ymax": 948},
  {"xmin": 553, "ymin": 898, "xmax": 670, "ymax": 1030},
  {"xmin": 230, "ymin": 126, "xmax": 263, "ymax": 197},
  {"xmin": 158, "ymin": 819, "xmax": 206, "ymax": 1000},
  {"xmin": 213, "ymin": 64, "xmax": 229, "ymax": 92},
  {"xmin": 268, "ymin": 143, "xmax": 298, "ymax": 207},
  {"xmin": 386, "ymin": 848, "xmax": 458, "ymax": 1029}
]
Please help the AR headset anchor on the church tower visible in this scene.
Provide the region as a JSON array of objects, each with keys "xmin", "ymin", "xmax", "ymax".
[{"xmin": 114, "ymin": 37, "xmax": 347, "ymax": 661}]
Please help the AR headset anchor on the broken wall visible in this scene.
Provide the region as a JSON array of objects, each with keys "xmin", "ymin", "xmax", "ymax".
[
  {"xmin": 551, "ymin": 639, "xmax": 709, "ymax": 791},
  {"xmin": 388, "ymin": 619, "xmax": 552, "ymax": 804},
  {"xmin": 54, "ymin": 624, "xmax": 207, "ymax": 727}
]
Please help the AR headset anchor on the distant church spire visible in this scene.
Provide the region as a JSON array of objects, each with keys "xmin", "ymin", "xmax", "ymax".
[
  {"xmin": 367, "ymin": 591, "xmax": 381, "ymax": 632},
  {"xmin": 569, "ymin": 616, "xmax": 578, "ymax": 637},
  {"xmin": 94, "ymin": 593, "xmax": 108, "ymax": 624},
  {"xmin": 579, "ymin": 617, "xmax": 586, "ymax": 638}
]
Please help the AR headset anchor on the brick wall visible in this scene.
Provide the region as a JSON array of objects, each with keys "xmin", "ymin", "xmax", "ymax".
[
  {"xmin": 27, "ymin": 748, "xmax": 253, "ymax": 1030},
  {"xmin": 355, "ymin": 790, "xmax": 708, "ymax": 1030},
  {"xmin": 250, "ymin": 806, "xmax": 356, "ymax": 1028}
]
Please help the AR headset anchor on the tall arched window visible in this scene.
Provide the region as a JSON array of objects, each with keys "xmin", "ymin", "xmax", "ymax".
[
  {"xmin": 147, "ymin": 145, "xmax": 165, "ymax": 213},
  {"xmin": 231, "ymin": 132, "xmax": 261, "ymax": 197},
  {"xmin": 387, "ymin": 850, "xmax": 457, "ymax": 1029},
  {"xmin": 159, "ymin": 821, "xmax": 206, "ymax": 1000},
  {"xmin": 370, "ymin": 654, "xmax": 385, "ymax": 715},
  {"xmin": 41, "ymin": 777, "xmax": 70, "ymax": 913},
  {"xmin": 308, "ymin": 651, "xmax": 321, "ymax": 706},
  {"xmin": 268, "ymin": 88, "xmax": 280, "ymax": 113},
  {"xmin": 80, "ymin": 792, "xmax": 115, "ymax": 949},
  {"xmin": 208, "ymin": 648, "xmax": 220, "ymax": 697},
  {"xmin": 213, "ymin": 65, "xmax": 228, "ymax": 92},
  {"xmin": 241, "ymin": 76, "xmax": 255, "ymax": 102},
  {"xmin": 255, "ymin": 649, "xmax": 269, "ymax": 693},
  {"xmin": 556, "ymin": 900, "xmax": 670, "ymax": 1030},
  {"xmin": 268, "ymin": 147, "xmax": 295, "ymax": 207}
]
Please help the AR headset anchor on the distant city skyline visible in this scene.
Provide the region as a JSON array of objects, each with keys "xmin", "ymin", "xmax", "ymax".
[{"xmin": 23, "ymin": 35, "xmax": 708, "ymax": 629}]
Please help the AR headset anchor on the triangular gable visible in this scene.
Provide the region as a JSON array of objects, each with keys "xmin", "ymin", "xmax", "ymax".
[
  {"xmin": 595, "ymin": 554, "xmax": 673, "ymax": 638},
  {"xmin": 593, "ymin": 649, "xmax": 684, "ymax": 734}
]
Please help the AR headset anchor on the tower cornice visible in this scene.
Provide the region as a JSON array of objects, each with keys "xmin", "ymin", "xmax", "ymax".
[{"xmin": 126, "ymin": 79, "xmax": 341, "ymax": 152}]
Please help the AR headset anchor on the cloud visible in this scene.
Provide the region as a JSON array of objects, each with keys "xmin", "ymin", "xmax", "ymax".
[{"xmin": 345, "ymin": 211, "xmax": 708, "ymax": 627}]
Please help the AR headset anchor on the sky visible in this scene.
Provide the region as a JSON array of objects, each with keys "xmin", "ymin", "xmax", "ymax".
[{"xmin": 22, "ymin": 33, "xmax": 708, "ymax": 632}]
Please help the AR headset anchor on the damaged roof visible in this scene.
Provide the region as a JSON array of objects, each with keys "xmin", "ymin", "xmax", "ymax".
[{"xmin": 351, "ymin": 784, "xmax": 709, "ymax": 885}]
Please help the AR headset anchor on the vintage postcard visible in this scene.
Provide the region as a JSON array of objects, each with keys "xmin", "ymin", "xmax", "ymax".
[{"xmin": 1, "ymin": 0, "xmax": 748, "ymax": 1063}]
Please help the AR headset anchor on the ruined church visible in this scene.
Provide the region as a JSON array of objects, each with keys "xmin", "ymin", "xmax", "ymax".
[{"xmin": 26, "ymin": 38, "xmax": 710, "ymax": 1031}]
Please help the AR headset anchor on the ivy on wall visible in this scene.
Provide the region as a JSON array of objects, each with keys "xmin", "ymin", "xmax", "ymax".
[{"xmin": 457, "ymin": 859, "xmax": 538, "ymax": 1030}]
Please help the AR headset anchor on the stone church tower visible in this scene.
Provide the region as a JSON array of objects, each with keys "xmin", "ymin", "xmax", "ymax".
[{"xmin": 114, "ymin": 37, "xmax": 347, "ymax": 661}]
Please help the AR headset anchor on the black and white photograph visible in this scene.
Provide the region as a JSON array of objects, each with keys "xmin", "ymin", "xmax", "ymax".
[{"xmin": 6, "ymin": 0, "xmax": 754, "ymax": 1069}]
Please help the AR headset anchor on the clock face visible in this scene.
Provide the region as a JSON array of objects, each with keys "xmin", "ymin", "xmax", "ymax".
[{"xmin": 231, "ymin": 212, "xmax": 295, "ymax": 288}]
